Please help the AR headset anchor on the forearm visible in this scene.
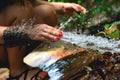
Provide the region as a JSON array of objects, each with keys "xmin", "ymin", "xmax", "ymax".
[
  {"xmin": 32, "ymin": 0, "xmax": 86, "ymax": 15},
  {"xmin": 31, "ymin": 0, "xmax": 51, "ymax": 6},
  {"xmin": 49, "ymin": 2, "xmax": 64, "ymax": 14},
  {"xmin": 31, "ymin": 0, "xmax": 63, "ymax": 13}
]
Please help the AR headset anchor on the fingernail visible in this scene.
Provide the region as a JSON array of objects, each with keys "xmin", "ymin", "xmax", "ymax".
[{"xmin": 57, "ymin": 31, "xmax": 63, "ymax": 37}]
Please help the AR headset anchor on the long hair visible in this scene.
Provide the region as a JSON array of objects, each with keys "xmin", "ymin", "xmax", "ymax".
[{"xmin": 0, "ymin": 0, "xmax": 24, "ymax": 11}]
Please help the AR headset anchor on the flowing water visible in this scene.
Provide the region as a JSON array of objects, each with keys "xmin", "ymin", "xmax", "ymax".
[
  {"xmin": 61, "ymin": 32, "xmax": 120, "ymax": 53},
  {"xmin": 58, "ymin": 16, "xmax": 120, "ymax": 53}
]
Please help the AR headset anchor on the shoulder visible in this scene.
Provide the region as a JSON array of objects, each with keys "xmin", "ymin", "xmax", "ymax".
[
  {"xmin": 4, "ymin": 1, "xmax": 34, "ymax": 25},
  {"xmin": 9, "ymin": 1, "xmax": 33, "ymax": 19}
]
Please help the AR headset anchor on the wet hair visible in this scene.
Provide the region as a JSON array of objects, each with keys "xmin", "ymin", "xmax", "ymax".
[{"xmin": 0, "ymin": 0, "xmax": 24, "ymax": 11}]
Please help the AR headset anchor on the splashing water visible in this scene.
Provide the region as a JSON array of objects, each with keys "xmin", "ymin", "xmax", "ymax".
[
  {"xmin": 61, "ymin": 32, "xmax": 120, "ymax": 53},
  {"xmin": 58, "ymin": 16, "xmax": 120, "ymax": 53},
  {"xmin": 59, "ymin": 17, "xmax": 74, "ymax": 31}
]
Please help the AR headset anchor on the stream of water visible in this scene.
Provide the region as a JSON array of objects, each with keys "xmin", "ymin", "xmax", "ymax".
[
  {"xmin": 61, "ymin": 32, "xmax": 120, "ymax": 53},
  {"xmin": 58, "ymin": 16, "xmax": 120, "ymax": 53}
]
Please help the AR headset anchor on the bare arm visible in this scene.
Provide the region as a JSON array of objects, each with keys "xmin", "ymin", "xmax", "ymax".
[
  {"xmin": 31, "ymin": 0, "xmax": 86, "ymax": 16},
  {"xmin": 50, "ymin": 2, "xmax": 86, "ymax": 15}
]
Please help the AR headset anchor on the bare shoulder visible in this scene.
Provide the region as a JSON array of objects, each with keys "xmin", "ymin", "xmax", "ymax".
[{"xmin": 0, "ymin": 1, "xmax": 34, "ymax": 26}]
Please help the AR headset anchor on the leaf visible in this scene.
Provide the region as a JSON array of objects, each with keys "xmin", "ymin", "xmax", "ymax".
[
  {"xmin": 107, "ymin": 30, "xmax": 120, "ymax": 40},
  {"xmin": 104, "ymin": 24, "xmax": 111, "ymax": 29},
  {"xmin": 97, "ymin": 31, "xmax": 105, "ymax": 36},
  {"xmin": 110, "ymin": 21, "xmax": 120, "ymax": 29}
]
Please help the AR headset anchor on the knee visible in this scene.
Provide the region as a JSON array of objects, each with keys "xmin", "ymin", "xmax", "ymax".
[{"xmin": 34, "ymin": 5, "xmax": 58, "ymax": 26}]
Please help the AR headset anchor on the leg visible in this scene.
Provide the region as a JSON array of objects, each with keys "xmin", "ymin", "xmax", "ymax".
[
  {"xmin": 7, "ymin": 4, "xmax": 57, "ymax": 80},
  {"xmin": 0, "ymin": 39, "xmax": 8, "ymax": 67},
  {"xmin": 7, "ymin": 46, "xmax": 25, "ymax": 76},
  {"xmin": 34, "ymin": 4, "xmax": 58, "ymax": 26},
  {"xmin": 0, "ymin": 46, "xmax": 8, "ymax": 67},
  {"xmin": 7, "ymin": 46, "xmax": 49, "ymax": 80}
]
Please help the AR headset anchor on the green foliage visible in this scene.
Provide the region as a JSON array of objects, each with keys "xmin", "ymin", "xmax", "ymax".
[
  {"xmin": 58, "ymin": 12, "xmax": 86, "ymax": 31},
  {"xmin": 107, "ymin": 30, "xmax": 120, "ymax": 40},
  {"xmin": 97, "ymin": 21, "xmax": 120, "ymax": 40},
  {"xmin": 72, "ymin": 12, "xmax": 86, "ymax": 33},
  {"xmin": 74, "ymin": 12, "xmax": 86, "ymax": 26},
  {"xmin": 48, "ymin": 0, "xmax": 116, "ymax": 18}
]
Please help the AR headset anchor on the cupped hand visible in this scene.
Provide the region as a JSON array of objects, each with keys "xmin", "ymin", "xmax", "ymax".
[
  {"xmin": 62, "ymin": 3, "xmax": 86, "ymax": 16},
  {"xmin": 51, "ymin": 2, "xmax": 86, "ymax": 16},
  {"xmin": 30, "ymin": 24, "xmax": 62, "ymax": 43}
]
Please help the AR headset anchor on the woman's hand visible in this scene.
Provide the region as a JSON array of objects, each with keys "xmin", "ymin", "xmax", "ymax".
[
  {"xmin": 30, "ymin": 24, "xmax": 62, "ymax": 43},
  {"xmin": 51, "ymin": 2, "xmax": 86, "ymax": 16},
  {"xmin": 62, "ymin": 3, "xmax": 86, "ymax": 16}
]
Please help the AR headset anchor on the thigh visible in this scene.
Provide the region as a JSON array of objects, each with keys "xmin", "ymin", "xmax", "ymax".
[{"xmin": 34, "ymin": 5, "xmax": 58, "ymax": 26}]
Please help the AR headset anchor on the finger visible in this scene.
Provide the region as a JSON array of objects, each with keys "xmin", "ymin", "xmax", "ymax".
[
  {"xmin": 40, "ymin": 32, "xmax": 57, "ymax": 41},
  {"xmin": 43, "ymin": 27, "xmax": 62, "ymax": 36},
  {"xmin": 41, "ymin": 31, "xmax": 62, "ymax": 41},
  {"xmin": 34, "ymin": 24, "xmax": 62, "ymax": 42},
  {"xmin": 64, "ymin": 9, "xmax": 74, "ymax": 16},
  {"xmin": 34, "ymin": 35, "xmax": 51, "ymax": 43},
  {"xmin": 37, "ymin": 24, "xmax": 58, "ymax": 35},
  {"xmin": 38, "ymin": 24, "xmax": 56, "ymax": 31},
  {"xmin": 73, "ymin": 4, "xmax": 87, "ymax": 14},
  {"xmin": 75, "ymin": 4, "xmax": 86, "ymax": 12},
  {"xmin": 40, "ymin": 37, "xmax": 51, "ymax": 43}
]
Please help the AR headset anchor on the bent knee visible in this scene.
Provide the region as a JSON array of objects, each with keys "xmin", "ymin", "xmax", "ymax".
[{"xmin": 34, "ymin": 5, "xmax": 57, "ymax": 26}]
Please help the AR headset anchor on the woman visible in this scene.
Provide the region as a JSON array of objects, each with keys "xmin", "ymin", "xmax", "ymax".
[{"xmin": 0, "ymin": 0, "xmax": 86, "ymax": 79}]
